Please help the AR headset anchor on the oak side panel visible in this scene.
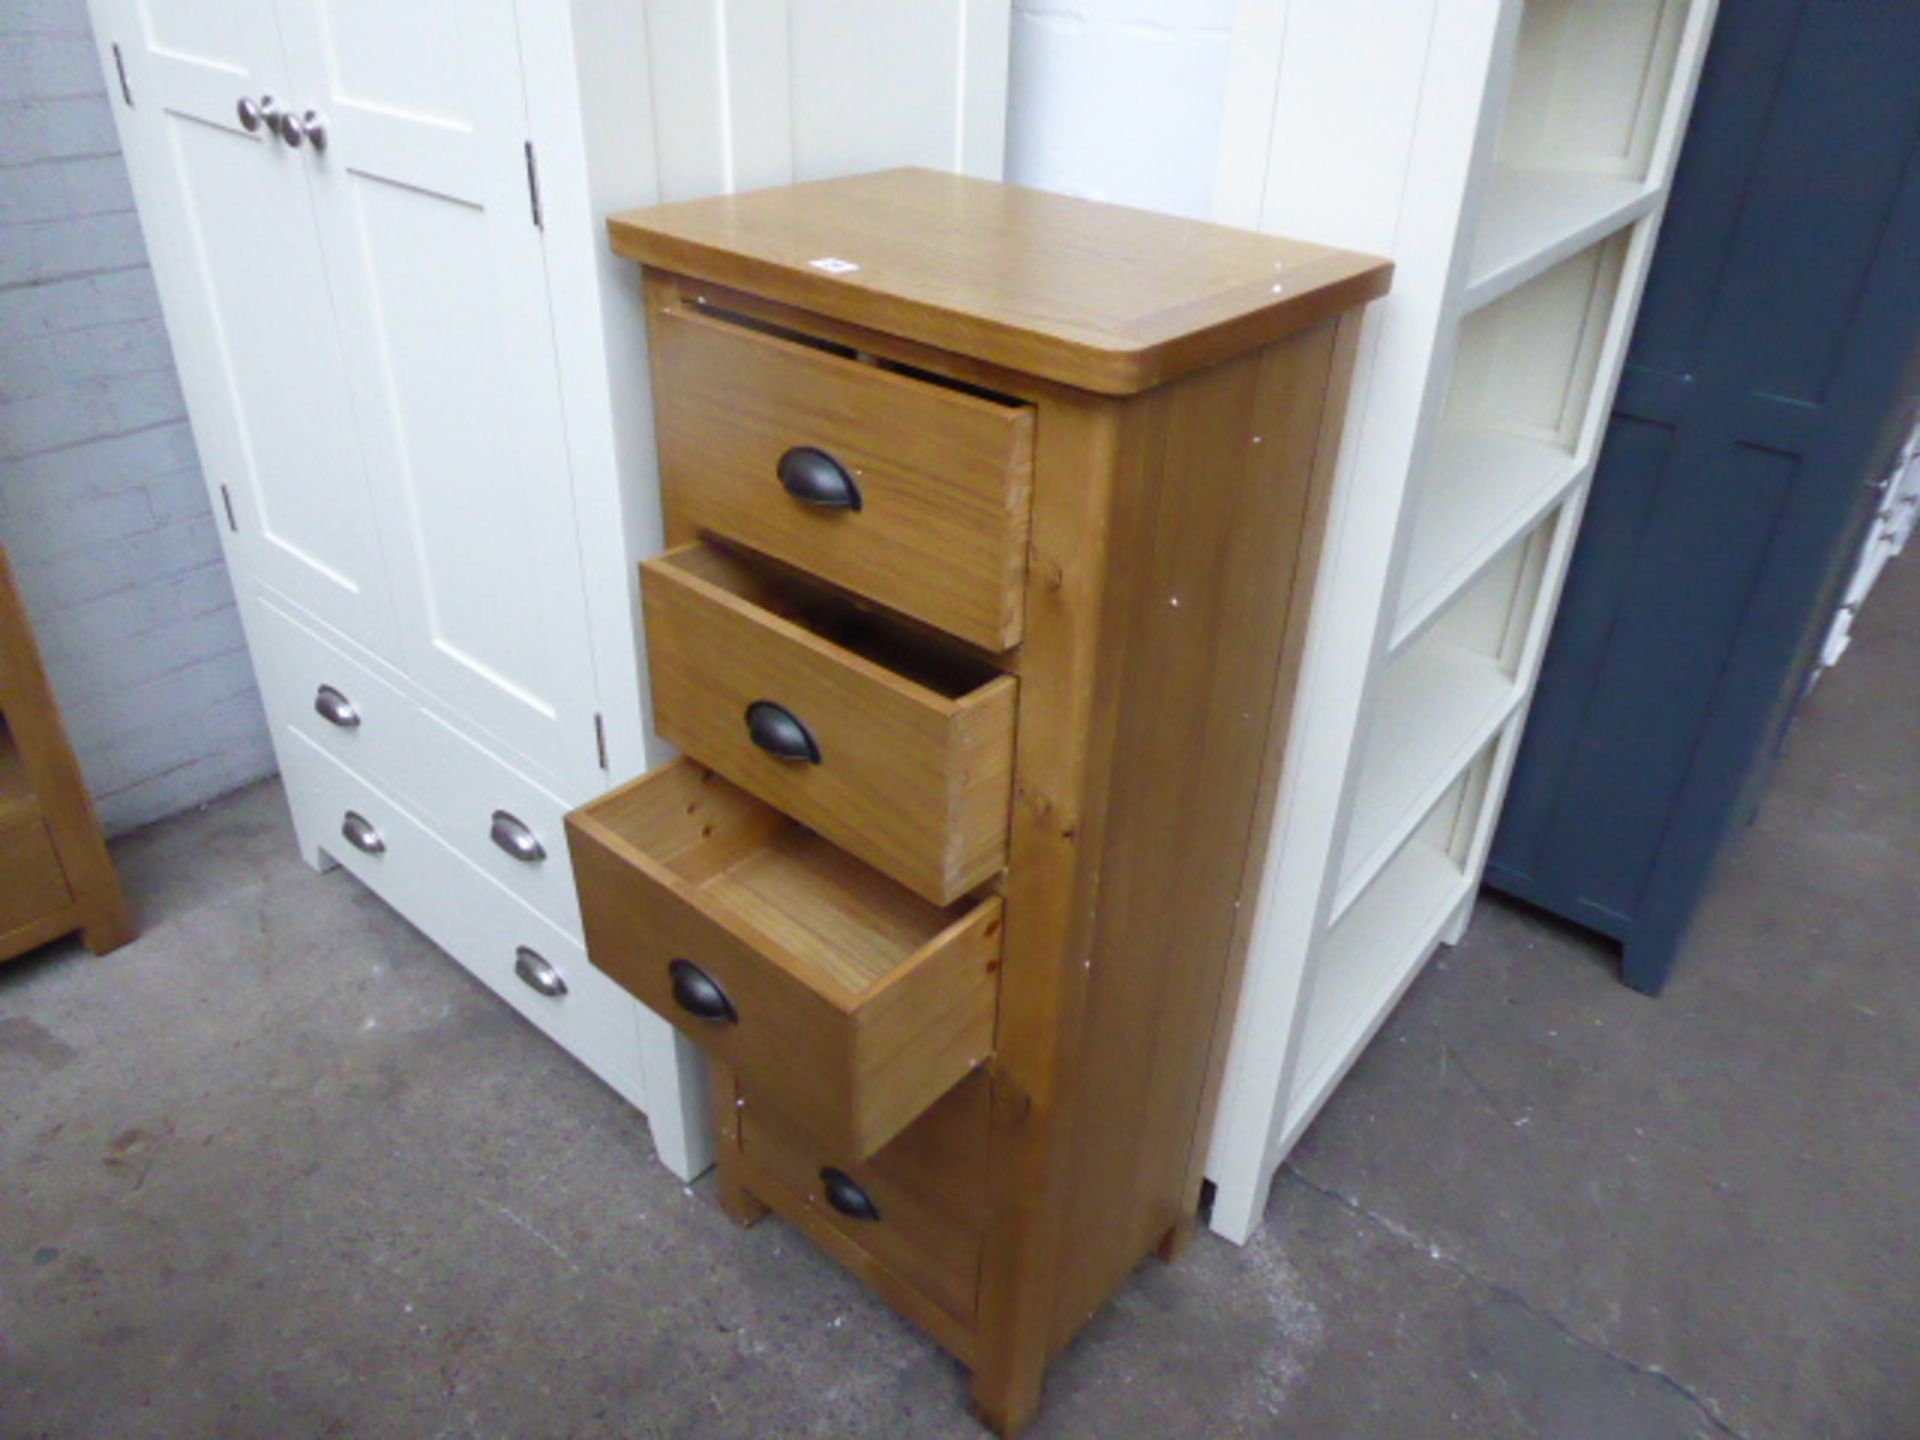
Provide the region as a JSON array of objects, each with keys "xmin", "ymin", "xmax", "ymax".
[
  {"xmin": 0, "ymin": 545, "xmax": 131, "ymax": 960},
  {"xmin": 972, "ymin": 321, "xmax": 1358, "ymax": 1432},
  {"xmin": 1046, "ymin": 320, "xmax": 1349, "ymax": 1349},
  {"xmin": 972, "ymin": 388, "xmax": 1130, "ymax": 1434},
  {"xmin": 1169, "ymin": 311, "xmax": 1362, "ymax": 1251},
  {"xmin": 707, "ymin": 1060, "xmax": 768, "ymax": 1228},
  {"xmin": 0, "ymin": 812, "xmax": 73, "ymax": 935}
]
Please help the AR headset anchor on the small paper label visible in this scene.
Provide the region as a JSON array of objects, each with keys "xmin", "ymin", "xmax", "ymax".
[{"xmin": 808, "ymin": 256, "xmax": 860, "ymax": 274}]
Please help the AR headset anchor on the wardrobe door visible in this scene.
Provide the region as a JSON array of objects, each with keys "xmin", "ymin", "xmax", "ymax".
[
  {"xmin": 104, "ymin": 0, "xmax": 399, "ymax": 658},
  {"xmin": 270, "ymin": 0, "xmax": 603, "ymax": 796}
]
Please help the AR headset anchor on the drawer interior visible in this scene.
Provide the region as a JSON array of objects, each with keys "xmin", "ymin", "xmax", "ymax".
[
  {"xmin": 596, "ymin": 761, "xmax": 981, "ymax": 1002},
  {"xmin": 654, "ymin": 541, "xmax": 1005, "ymax": 704},
  {"xmin": 573, "ymin": 760, "xmax": 1001, "ymax": 1153},
  {"xmin": 686, "ymin": 293, "xmax": 1024, "ymax": 410}
]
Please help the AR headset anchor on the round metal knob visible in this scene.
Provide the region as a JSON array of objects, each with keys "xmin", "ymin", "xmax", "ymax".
[
  {"xmin": 295, "ymin": 109, "xmax": 327, "ymax": 152},
  {"xmin": 239, "ymin": 94, "xmax": 278, "ymax": 134},
  {"xmin": 275, "ymin": 108, "xmax": 304, "ymax": 148}
]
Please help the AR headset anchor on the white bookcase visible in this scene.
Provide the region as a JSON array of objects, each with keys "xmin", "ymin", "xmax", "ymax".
[{"xmin": 1204, "ymin": 0, "xmax": 1721, "ymax": 1242}]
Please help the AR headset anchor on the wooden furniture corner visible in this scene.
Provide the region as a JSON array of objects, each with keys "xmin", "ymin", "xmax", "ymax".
[{"xmin": 0, "ymin": 544, "xmax": 133, "ymax": 964}]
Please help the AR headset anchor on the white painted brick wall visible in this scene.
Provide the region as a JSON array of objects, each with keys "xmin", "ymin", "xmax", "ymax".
[
  {"xmin": 1006, "ymin": 0, "xmax": 1234, "ymax": 221},
  {"xmin": 0, "ymin": 0, "xmax": 274, "ymax": 834}
]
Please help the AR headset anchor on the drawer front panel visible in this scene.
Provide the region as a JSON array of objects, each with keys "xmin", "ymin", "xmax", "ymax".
[
  {"xmin": 251, "ymin": 591, "xmax": 424, "ymax": 805},
  {"xmin": 652, "ymin": 301, "xmax": 1034, "ymax": 650},
  {"xmin": 409, "ymin": 708, "xmax": 584, "ymax": 940},
  {"xmin": 278, "ymin": 730, "xmax": 647, "ymax": 1107},
  {"xmin": 739, "ymin": 1072, "xmax": 990, "ymax": 1329},
  {"xmin": 567, "ymin": 760, "xmax": 1000, "ymax": 1156},
  {"xmin": 0, "ymin": 810, "xmax": 71, "ymax": 935},
  {"xmin": 253, "ymin": 589, "xmax": 585, "ymax": 940},
  {"xmin": 642, "ymin": 545, "xmax": 1015, "ymax": 905}
]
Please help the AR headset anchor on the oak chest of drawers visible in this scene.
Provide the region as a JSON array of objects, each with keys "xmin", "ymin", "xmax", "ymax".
[{"xmin": 566, "ymin": 168, "xmax": 1389, "ymax": 1435}]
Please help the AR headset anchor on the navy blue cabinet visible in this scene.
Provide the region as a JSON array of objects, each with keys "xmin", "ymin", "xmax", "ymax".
[{"xmin": 1487, "ymin": 0, "xmax": 1920, "ymax": 994}]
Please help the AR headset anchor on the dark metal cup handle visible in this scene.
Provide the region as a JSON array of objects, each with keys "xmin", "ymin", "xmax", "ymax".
[
  {"xmin": 820, "ymin": 1167, "xmax": 880, "ymax": 1222},
  {"xmin": 777, "ymin": 446, "xmax": 861, "ymax": 511},
  {"xmin": 668, "ymin": 959, "xmax": 737, "ymax": 1024},
  {"xmin": 745, "ymin": 700, "xmax": 821, "ymax": 764}
]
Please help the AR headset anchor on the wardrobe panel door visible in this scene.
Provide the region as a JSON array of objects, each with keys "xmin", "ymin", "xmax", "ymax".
[
  {"xmin": 643, "ymin": 0, "xmax": 1010, "ymax": 200},
  {"xmin": 110, "ymin": 0, "xmax": 399, "ymax": 657},
  {"xmin": 274, "ymin": 0, "xmax": 603, "ymax": 796}
]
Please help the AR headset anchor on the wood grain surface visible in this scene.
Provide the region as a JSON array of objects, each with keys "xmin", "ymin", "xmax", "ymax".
[{"xmin": 613, "ymin": 169, "xmax": 1391, "ymax": 394}]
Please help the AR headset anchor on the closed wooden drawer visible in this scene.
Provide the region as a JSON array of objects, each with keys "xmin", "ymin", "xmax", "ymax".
[
  {"xmin": 566, "ymin": 759, "xmax": 1000, "ymax": 1158},
  {"xmin": 278, "ymin": 730, "xmax": 649, "ymax": 1107},
  {"xmin": 643, "ymin": 542, "xmax": 1015, "ymax": 905},
  {"xmin": 0, "ymin": 806, "xmax": 71, "ymax": 935},
  {"xmin": 651, "ymin": 296, "xmax": 1034, "ymax": 650},
  {"xmin": 739, "ymin": 1071, "xmax": 990, "ymax": 1331}
]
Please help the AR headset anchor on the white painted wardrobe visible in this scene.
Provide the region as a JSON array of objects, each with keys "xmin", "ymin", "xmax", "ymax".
[
  {"xmin": 1204, "ymin": 0, "xmax": 1721, "ymax": 1241},
  {"xmin": 87, "ymin": 0, "xmax": 1010, "ymax": 1179}
]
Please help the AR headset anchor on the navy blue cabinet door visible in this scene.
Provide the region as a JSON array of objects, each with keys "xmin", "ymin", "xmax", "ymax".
[{"xmin": 1487, "ymin": 0, "xmax": 1920, "ymax": 994}]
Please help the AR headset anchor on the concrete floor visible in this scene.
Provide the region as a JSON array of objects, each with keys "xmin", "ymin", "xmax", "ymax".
[{"xmin": 3, "ymin": 554, "xmax": 1915, "ymax": 1440}]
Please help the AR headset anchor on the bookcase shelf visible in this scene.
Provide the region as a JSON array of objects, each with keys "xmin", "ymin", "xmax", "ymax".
[
  {"xmin": 1498, "ymin": 0, "xmax": 1692, "ymax": 184},
  {"xmin": 1335, "ymin": 527, "xmax": 1548, "ymax": 919},
  {"xmin": 1291, "ymin": 753, "xmax": 1491, "ymax": 1130},
  {"xmin": 1465, "ymin": 168, "xmax": 1657, "ymax": 311},
  {"xmin": 1394, "ymin": 426, "xmax": 1582, "ymax": 650},
  {"xmin": 1446, "ymin": 232, "xmax": 1629, "ymax": 456}
]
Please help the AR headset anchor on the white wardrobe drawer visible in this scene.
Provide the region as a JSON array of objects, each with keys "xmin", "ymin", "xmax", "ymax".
[
  {"xmin": 251, "ymin": 589, "xmax": 585, "ymax": 940},
  {"xmin": 407, "ymin": 708, "xmax": 584, "ymax": 941},
  {"xmin": 251, "ymin": 592, "xmax": 427, "ymax": 807},
  {"xmin": 278, "ymin": 729, "xmax": 646, "ymax": 1108}
]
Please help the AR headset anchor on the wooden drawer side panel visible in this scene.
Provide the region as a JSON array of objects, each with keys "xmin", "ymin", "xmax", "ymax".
[{"xmin": 1044, "ymin": 319, "xmax": 1354, "ymax": 1352}]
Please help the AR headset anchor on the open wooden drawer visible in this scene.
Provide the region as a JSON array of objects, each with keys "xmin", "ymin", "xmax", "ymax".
[
  {"xmin": 566, "ymin": 759, "xmax": 1001, "ymax": 1158},
  {"xmin": 648, "ymin": 288, "xmax": 1035, "ymax": 650},
  {"xmin": 642, "ymin": 541, "xmax": 1016, "ymax": 905}
]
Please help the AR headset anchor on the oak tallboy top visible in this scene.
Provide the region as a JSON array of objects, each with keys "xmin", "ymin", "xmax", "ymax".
[{"xmin": 608, "ymin": 168, "xmax": 1392, "ymax": 395}]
